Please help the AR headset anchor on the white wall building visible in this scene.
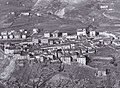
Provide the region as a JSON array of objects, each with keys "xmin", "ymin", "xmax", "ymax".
[
  {"xmin": 21, "ymin": 12, "xmax": 30, "ymax": 16},
  {"xmin": 9, "ymin": 35, "xmax": 14, "ymax": 39},
  {"xmin": 3, "ymin": 35, "xmax": 8, "ymax": 39},
  {"xmin": 61, "ymin": 56, "xmax": 72, "ymax": 65},
  {"xmin": 90, "ymin": 31, "xmax": 96, "ymax": 37},
  {"xmin": 77, "ymin": 28, "xmax": 87, "ymax": 36},
  {"xmin": 4, "ymin": 49, "xmax": 14, "ymax": 54},
  {"xmin": 21, "ymin": 35, "xmax": 27, "ymax": 39},
  {"xmin": 44, "ymin": 32, "xmax": 50, "ymax": 38},
  {"xmin": 62, "ymin": 33, "xmax": 67, "ymax": 37},
  {"xmin": 77, "ymin": 55, "xmax": 86, "ymax": 65},
  {"xmin": 41, "ymin": 38, "xmax": 49, "ymax": 44}
]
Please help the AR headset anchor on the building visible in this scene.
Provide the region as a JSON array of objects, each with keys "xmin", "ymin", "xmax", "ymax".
[
  {"xmin": 20, "ymin": 12, "xmax": 30, "ymax": 16},
  {"xmin": 89, "ymin": 31, "xmax": 96, "ymax": 37},
  {"xmin": 97, "ymin": 70, "xmax": 107, "ymax": 77},
  {"xmin": 103, "ymin": 38, "xmax": 112, "ymax": 45},
  {"xmin": 52, "ymin": 30, "xmax": 59, "ymax": 38},
  {"xmin": 46, "ymin": 54, "xmax": 55, "ymax": 60},
  {"xmin": 40, "ymin": 38, "xmax": 49, "ymax": 44},
  {"xmin": 21, "ymin": 35, "xmax": 27, "ymax": 39},
  {"xmin": 77, "ymin": 29, "xmax": 84, "ymax": 36},
  {"xmin": 1, "ymin": 31, "xmax": 7, "ymax": 36},
  {"xmin": 4, "ymin": 49, "xmax": 14, "ymax": 54},
  {"xmin": 97, "ymin": 3, "xmax": 109, "ymax": 10},
  {"xmin": 91, "ymin": 56, "xmax": 113, "ymax": 62},
  {"xmin": 33, "ymin": 28, "xmax": 38, "ymax": 34},
  {"xmin": 32, "ymin": 38, "xmax": 39, "ymax": 44},
  {"xmin": 9, "ymin": 35, "xmax": 14, "ymax": 39},
  {"xmin": 112, "ymin": 39, "xmax": 120, "ymax": 46},
  {"xmin": 77, "ymin": 28, "xmax": 87, "ymax": 36},
  {"xmin": 77, "ymin": 55, "xmax": 86, "ymax": 65},
  {"xmin": 66, "ymin": 35, "xmax": 77, "ymax": 39},
  {"xmin": 62, "ymin": 32, "xmax": 67, "ymax": 37},
  {"xmin": 2, "ymin": 35, "xmax": 8, "ymax": 39},
  {"xmin": 14, "ymin": 33, "xmax": 21, "ymax": 39},
  {"xmin": 0, "ymin": 36, "xmax": 2, "ymax": 39},
  {"xmin": 60, "ymin": 55, "xmax": 72, "ymax": 65},
  {"xmin": 44, "ymin": 32, "xmax": 50, "ymax": 38}
]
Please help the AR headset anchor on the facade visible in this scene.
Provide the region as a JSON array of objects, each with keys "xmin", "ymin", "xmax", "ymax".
[
  {"xmin": 62, "ymin": 33, "xmax": 68, "ymax": 37},
  {"xmin": 41, "ymin": 38, "xmax": 49, "ymax": 44},
  {"xmin": 77, "ymin": 29, "xmax": 84, "ymax": 36},
  {"xmin": 89, "ymin": 31, "xmax": 96, "ymax": 37},
  {"xmin": 3, "ymin": 35, "xmax": 8, "ymax": 39},
  {"xmin": 77, "ymin": 28, "xmax": 87, "ymax": 36},
  {"xmin": 32, "ymin": 38, "xmax": 39, "ymax": 44},
  {"xmin": 97, "ymin": 70, "xmax": 107, "ymax": 77},
  {"xmin": 21, "ymin": 35, "xmax": 27, "ymax": 39},
  {"xmin": 20, "ymin": 12, "xmax": 30, "ymax": 16},
  {"xmin": 60, "ymin": 55, "xmax": 72, "ymax": 65},
  {"xmin": 44, "ymin": 32, "xmax": 50, "ymax": 38},
  {"xmin": 77, "ymin": 55, "xmax": 86, "ymax": 65},
  {"xmin": 9, "ymin": 35, "xmax": 14, "ymax": 39},
  {"xmin": 112, "ymin": 39, "xmax": 120, "ymax": 46},
  {"xmin": 52, "ymin": 30, "xmax": 59, "ymax": 38}
]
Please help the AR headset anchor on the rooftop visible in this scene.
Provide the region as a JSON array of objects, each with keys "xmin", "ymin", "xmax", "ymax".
[{"xmin": 91, "ymin": 56, "xmax": 113, "ymax": 60}]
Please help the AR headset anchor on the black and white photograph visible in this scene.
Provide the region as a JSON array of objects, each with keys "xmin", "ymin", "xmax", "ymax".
[{"xmin": 0, "ymin": 0, "xmax": 120, "ymax": 88}]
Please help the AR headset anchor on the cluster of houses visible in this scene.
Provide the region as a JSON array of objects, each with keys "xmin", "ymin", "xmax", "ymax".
[
  {"xmin": 0, "ymin": 30, "xmax": 27, "ymax": 40},
  {"xmin": 0, "ymin": 24, "xmax": 119, "ymax": 79},
  {"xmin": 96, "ymin": 0, "xmax": 115, "ymax": 11}
]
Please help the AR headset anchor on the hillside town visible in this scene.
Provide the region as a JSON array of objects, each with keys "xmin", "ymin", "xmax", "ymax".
[
  {"xmin": 0, "ymin": 24, "xmax": 120, "ymax": 87},
  {"xmin": 0, "ymin": 0, "xmax": 120, "ymax": 88}
]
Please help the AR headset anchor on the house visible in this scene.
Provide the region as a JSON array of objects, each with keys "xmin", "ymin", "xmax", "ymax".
[
  {"xmin": 96, "ymin": 70, "xmax": 107, "ymax": 77},
  {"xmin": 66, "ymin": 35, "xmax": 77, "ymax": 39},
  {"xmin": 76, "ymin": 27, "xmax": 87, "ymax": 36},
  {"xmin": 0, "ymin": 36, "xmax": 2, "ymax": 39},
  {"xmin": 32, "ymin": 38, "xmax": 39, "ymax": 44},
  {"xmin": 112, "ymin": 39, "xmax": 120, "ymax": 46},
  {"xmin": 77, "ymin": 55, "xmax": 86, "ymax": 65},
  {"xmin": 97, "ymin": 3, "xmax": 109, "ymax": 10},
  {"xmin": 20, "ymin": 12, "xmax": 30, "ymax": 16},
  {"xmin": 80, "ymin": 47, "xmax": 88, "ymax": 55},
  {"xmin": 33, "ymin": 28, "xmax": 38, "ymax": 34},
  {"xmin": 48, "ymin": 38, "xmax": 60, "ymax": 45},
  {"xmin": 62, "ymin": 32, "xmax": 67, "ymax": 37},
  {"xmin": 60, "ymin": 55, "xmax": 73, "ymax": 65},
  {"xmin": 21, "ymin": 35, "xmax": 27, "ymax": 39},
  {"xmin": 100, "ymin": 5, "xmax": 109, "ymax": 9},
  {"xmin": 36, "ymin": 12, "xmax": 41, "ymax": 16},
  {"xmin": 71, "ymin": 53, "xmax": 78, "ymax": 60},
  {"xmin": 44, "ymin": 54, "xmax": 55, "ymax": 60},
  {"xmin": 61, "ymin": 43, "xmax": 71, "ymax": 49},
  {"xmin": 89, "ymin": 31, "xmax": 96, "ymax": 37},
  {"xmin": 9, "ymin": 12, "xmax": 15, "ymax": 15},
  {"xmin": 91, "ymin": 56, "xmax": 113, "ymax": 62},
  {"xmin": 4, "ymin": 49, "xmax": 14, "ymax": 54},
  {"xmin": 52, "ymin": 30, "xmax": 59, "ymax": 38},
  {"xmin": 87, "ymin": 47, "xmax": 96, "ymax": 54},
  {"xmin": 86, "ymin": 25, "xmax": 98, "ymax": 37},
  {"xmin": 2, "ymin": 35, "xmax": 8, "ymax": 39},
  {"xmin": 40, "ymin": 38, "xmax": 49, "ymax": 44},
  {"xmin": 44, "ymin": 32, "xmax": 50, "ymax": 38},
  {"xmin": 9, "ymin": 35, "xmax": 14, "ymax": 39},
  {"xmin": 1, "ymin": 31, "xmax": 7, "ymax": 36},
  {"xmin": 14, "ymin": 33, "xmax": 21, "ymax": 39},
  {"xmin": 103, "ymin": 38, "xmax": 112, "ymax": 45},
  {"xmin": 77, "ymin": 29, "xmax": 84, "ymax": 36}
]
